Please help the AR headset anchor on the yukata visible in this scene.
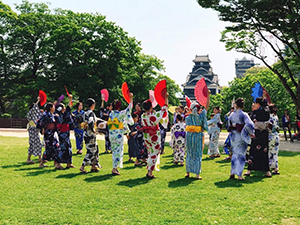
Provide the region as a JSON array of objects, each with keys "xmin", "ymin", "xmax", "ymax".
[
  {"xmin": 141, "ymin": 105, "xmax": 168, "ymax": 172},
  {"xmin": 72, "ymin": 109, "xmax": 85, "ymax": 150},
  {"xmin": 128, "ymin": 123, "xmax": 140, "ymax": 158},
  {"xmin": 108, "ymin": 103, "xmax": 133, "ymax": 169},
  {"xmin": 159, "ymin": 123, "xmax": 167, "ymax": 153},
  {"xmin": 185, "ymin": 107, "xmax": 207, "ymax": 175},
  {"xmin": 228, "ymin": 109, "xmax": 254, "ymax": 176},
  {"xmin": 248, "ymin": 107, "xmax": 270, "ymax": 172},
  {"xmin": 27, "ymin": 103, "xmax": 43, "ymax": 156},
  {"xmin": 82, "ymin": 110, "xmax": 100, "ymax": 168},
  {"xmin": 269, "ymin": 113, "xmax": 280, "ymax": 170},
  {"xmin": 170, "ymin": 121, "xmax": 186, "ymax": 163},
  {"xmin": 57, "ymin": 106, "xmax": 74, "ymax": 164},
  {"xmin": 37, "ymin": 112, "xmax": 60, "ymax": 162},
  {"xmin": 100, "ymin": 107, "xmax": 111, "ymax": 152},
  {"xmin": 207, "ymin": 113, "xmax": 221, "ymax": 156}
]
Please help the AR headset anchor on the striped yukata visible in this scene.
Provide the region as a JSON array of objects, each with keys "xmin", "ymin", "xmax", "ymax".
[{"xmin": 185, "ymin": 108, "xmax": 207, "ymax": 175}]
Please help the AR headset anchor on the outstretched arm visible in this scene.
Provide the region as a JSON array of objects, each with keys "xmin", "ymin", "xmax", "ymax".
[{"xmin": 205, "ymin": 90, "xmax": 211, "ymax": 111}]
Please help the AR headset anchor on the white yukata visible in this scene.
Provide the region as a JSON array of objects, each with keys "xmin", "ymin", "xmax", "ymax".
[
  {"xmin": 170, "ymin": 122, "xmax": 186, "ymax": 163},
  {"xmin": 207, "ymin": 113, "xmax": 221, "ymax": 156}
]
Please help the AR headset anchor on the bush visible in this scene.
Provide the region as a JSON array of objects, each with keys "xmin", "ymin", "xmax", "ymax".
[{"xmin": 0, "ymin": 113, "xmax": 12, "ymax": 118}]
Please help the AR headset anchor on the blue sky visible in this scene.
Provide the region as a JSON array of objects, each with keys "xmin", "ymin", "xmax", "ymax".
[{"xmin": 5, "ymin": 0, "xmax": 258, "ymax": 87}]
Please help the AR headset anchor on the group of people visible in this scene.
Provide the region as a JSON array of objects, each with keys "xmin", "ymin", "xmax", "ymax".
[{"xmin": 26, "ymin": 87, "xmax": 292, "ymax": 181}]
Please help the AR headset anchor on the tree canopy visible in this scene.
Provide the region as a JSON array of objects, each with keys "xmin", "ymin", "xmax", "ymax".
[
  {"xmin": 0, "ymin": 0, "xmax": 181, "ymax": 117},
  {"xmin": 197, "ymin": 0, "xmax": 300, "ymax": 109}
]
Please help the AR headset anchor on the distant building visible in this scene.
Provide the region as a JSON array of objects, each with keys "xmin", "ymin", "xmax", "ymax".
[
  {"xmin": 181, "ymin": 55, "xmax": 220, "ymax": 105},
  {"xmin": 235, "ymin": 57, "xmax": 255, "ymax": 78}
]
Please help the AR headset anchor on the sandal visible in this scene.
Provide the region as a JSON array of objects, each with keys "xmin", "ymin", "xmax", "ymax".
[
  {"xmin": 39, "ymin": 164, "xmax": 48, "ymax": 168},
  {"xmin": 55, "ymin": 166, "xmax": 65, "ymax": 170},
  {"xmin": 264, "ymin": 174, "xmax": 272, "ymax": 178},
  {"xmin": 224, "ymin": 156, "xmax": 231, "ymax": 161},
  {"xmin": 91, "ymin": 168, "xmax": 100, "ymax": 172},
  {"xmin": 196, "ymin": 176, "xmax": 202, "ymax": 180},
  {"xmin": 79, "ymin": 168, "xmax": 88, "ymax": 174},
  {"xmin": 180, "ymin": 163, "xmax": 184, "ymax": 166},
  {"xmin": 76, "ymin": 150, "xmax": 83, "ymax": 155},
  {"xmin": 209, "ymin": 155, "xmax": 215, "ymax": 158},
  {"xmin": 66, "ymin": 165, "xmax": 76, "ymax": 169},
  {"xmin": 134, "ymin": 163, "xmax": 143, "ymax": 167},
  {"xmin": 238, "ymin": 177, "xmax": 245, "ymax": 181},
  {"xmin": 215, "ymin": 154, "xmax": 221, "ymax": 158},
  {"xmin": 112, "ymin": 172, "xmax": 120, "ymax": 176},
  {"xmin": 229, "ymin": 174, "xmax": 235, "ymax": 179},
  {"xmin": 128, "ymin": 159, "xmax": 134, "ymax": 163},
  {"xmin": 185, "ymin": 174, "xmax": 190, "ymax": 178},
  {"xmin": 146, "ymin": 174, "xmax": 155, "ymax": 179},
  {"xmin": 26, "ymin": 160, "xmax": 35, "ymax": 164},
  {"xmin": 272, "ymin": 171, "xmax": 280, "ymax": 175}
]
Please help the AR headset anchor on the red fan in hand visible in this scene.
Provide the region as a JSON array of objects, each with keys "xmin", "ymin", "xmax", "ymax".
[
  {"xmin": 101, "ymin": 89, "xmax": 109, "ymax": 102},
  {"xmin": 64, "ymin": 85, "xmax": 73, "ymax": 106},
  {"xmin": 39, "ymin": 90, "xmax": 47, "ymax": 106},
  {"xmin": 122, "ymin": 82, "xmax": 131, "ymax": 104},
  {"xmin": 194, "ymin": 78, "xmax": 208, "ymax": 106},
  {"xmin": 154, "ymin": 80, "xmax": 167, "ymax": 107},
  {"xmin": 185, "ymin": 95, "xmax": 191, "ymax": 108}
]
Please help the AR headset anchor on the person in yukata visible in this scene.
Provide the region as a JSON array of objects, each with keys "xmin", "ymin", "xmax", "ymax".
[
  {"xmin": 37, "ymin": 103, "xmax": 64, "ymax": 169},
  {"xmin": 185, "ymin": 92, "xmax": 210, "ymax": 180},
  {"xmin": 108, "ymin": 93, "xmax": 134, "ymax": 175},
  {"xmin": 100, "ymin": 98, "xmax": 113, "ymax": 154},
  {"xmin": 56, "ymin": 95, "xmax": 75, "ymax": 169},
  {"xmin": 141, "ymin": 92, "xmax": 169, "ymax": 179},
  {"xmin": 72, "ymin": 102, "xmax": 85, "ymax": 155},
  {"xmin": 244, "ymin": 97, "xmax": 271, "ymax": 178},
  {"xmin": 170, "ymin": 114, "xmax": 186, "ymax": 166},
  {"xmin": 207, "ymin": 106, "xmax": 222, "ymax": 158},
  {"xmin": 228, "ymin": 98, "xmax": 254, "ymax": 180},
  {"xmin": 268, "ymin": 104, "xmax": 280, "ymax": 175},
  {"xmin": 26, "ymin": 96, "xmax": 43, "ymax": 164},
  {"xmin": 79, "ymin": 98, "xmax": 101, "ymax": 174}
]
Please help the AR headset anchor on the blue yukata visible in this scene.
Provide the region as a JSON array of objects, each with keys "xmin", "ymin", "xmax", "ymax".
[
  {"xmin": 37, "ymin": 112, "xmax": 60, "ymax": 162},
  {"xmin": 269, "ymin": 113, "xmax": 280, "ymax": 170},
  {"xmin": 128, "ymin": 123, "xmax": 140, "ymax": 158},
  {"xmin": 72, "ymin": 109, "xmax": 85, "ymax": 151},
  {"xmin": 108, "ymin": 103, "xmax": 133, "ymax": 169},
  {"xmin": 228, "ymin": 109, "xmax": 254, "ymax": 176},
  {"xmin": 185, "ymin": 106, "xmax": 207, "ymax": 175},
  {"xmin": 57, "ymin": 106, "xmax": 74, "ymax": 164},
  {"xmin": 207, "ymin": 113, "xmax": 221, "ymax": 156}
]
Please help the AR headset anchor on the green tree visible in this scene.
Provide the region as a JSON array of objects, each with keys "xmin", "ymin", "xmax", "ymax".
[{"xmin": 197, "ymin": 0, "xmax": 300, "ymax": 109}]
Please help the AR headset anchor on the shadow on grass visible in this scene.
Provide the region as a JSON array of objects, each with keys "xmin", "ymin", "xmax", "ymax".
[
  {"xmin": 25, "ymin": 168, "xmax": 58, "ymax": 176},
  {"xmin": 116, "ymin": 177, "xmax": 150, "ymax": 188},
  {"xmin": 214, "ymin": 159, "xmax": 231, "ymax": 164},
  {"xmin": 279, "ymin": 151, "xmax": 300, "ymax": 157},
  {"xmin": 56, "ymin": 172, "xmax": 83, "ymax": 179},
  {"xmin": 1, "ymin": 162, "xmax": 28, "ymax": 169},
  {"xmin": 168, "ymin": 177, "xmax": 196, "ymax": 188},
  {"xmin": 84, "ymin": 174, "xmax": 113, "ymax": 182},
  {"xmin": 161, "ymin": 164, "xmax": 183, "ymax": 170},
  {"xmin": 162, "ymin": 154, "xmax": 173, "ymax": 158},
  {"xmin": 122, "ymin": 165, "xmax": 144, "ymax": 170},
  {"xmin": 16, "ymin": 167, "xmax": 45, "ymax": 171},
  {"xmin": 202, "ymin": 157, "xmax": 215, "ymax": 161},
  {"xmin": 215, "ymin": 173, "xmax": 265, "ymax": 188}
]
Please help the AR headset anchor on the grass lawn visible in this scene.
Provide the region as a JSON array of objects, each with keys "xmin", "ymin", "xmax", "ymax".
[{"xmin": 1, "ymin": 136, "xmax": 300, "ymax": 225}]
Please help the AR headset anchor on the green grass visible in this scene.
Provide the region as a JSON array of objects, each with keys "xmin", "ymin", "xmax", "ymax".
[{"xmin": 1, "ymin": 136, "xmax": 300, "ymax": 225}]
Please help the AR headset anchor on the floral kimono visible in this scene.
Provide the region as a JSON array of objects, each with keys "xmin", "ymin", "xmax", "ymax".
[
  {"xmin": 72, "ymin": 109, "xmax": 85, "ymax": 151},
  {"xmin": 207, "ymin": 113, "xmax": 221, "ymax": 156},
  {"xmin": 27, "ymin": 103, "xmax": 43, "ymax": 156},
  {"xmin": 57, "ymin": 106, "xmax": 74, "ymax": 164},
  {"xmin": 81, "ymin": 110, "xmax": 100, "ymax": 168},
  {"xmin": 37, "ymin": 112, "xmax": 60, "ymax": 162},
  {"xmin": 228, "ymin": 109, "xmax": 254, "ymax": 176},
  {"xmin": 170, "ymin": 121, "xmax": 186, "ymax": 163},
  {"xmin": 269, "ymin": 113, "xmax": 280, "ymax": 170},
  {"xmin": 108, "ymin": 103, "xmax": 133, "ymax": 169},
  {"xmin": 141, "ymin": 105, "xmax": 168, "ymax": 172}
]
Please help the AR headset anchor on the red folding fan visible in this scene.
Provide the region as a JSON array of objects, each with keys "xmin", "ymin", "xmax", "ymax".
[
  {"xmin": 64, "ymin": 85, "xmax": 73, "ymax": 106},
  {"xmin": 101, "ymin": 89, "xmax": 109, "ymax": 102},
  {"xmin": 185, "ymin": 95, "xmax": 191, "ymax": 108},
  {"xmin": 194, "ymin": 78, "xmax": 208, "ymax": 106},
  {"xmin": 154, "ymin": 80, "xmax": 167, "ymax": 107},
  {"xmin": 39, "ymin": 90, "xmax": 47, "ymax": 106},
  {"xmin": 122, "ymin": 82, "xmax": 131, "ymax": 104}
]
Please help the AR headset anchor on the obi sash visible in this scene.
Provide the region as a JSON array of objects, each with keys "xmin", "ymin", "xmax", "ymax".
[
  {"xmin": 108, "ymin": 118, "xmax": 124, "ymax": 130},
  {"xmin": 46, "ymin": 123, "xmax": 56, "ymax": 130},
  {"xmin": 186, "ymin": 125, "xmax": 202, "ymax": 133},
  {"xmin": 57, "ymin": 124, "xmax": 70, "ymax": 132},
  {"xmin": 140, "ymin": 124, "xmax": 159, "ymax": 136},
  {"xmin": 228, "ymin": 123, "xmax": 245, "ymax": 133},
  {"xmin": 174, "ymin": 131, "xmax": 186, "ymax": 139}
]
